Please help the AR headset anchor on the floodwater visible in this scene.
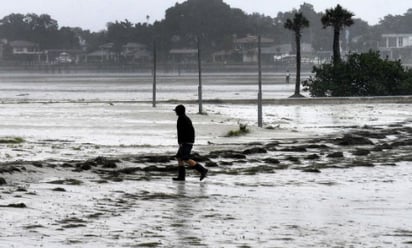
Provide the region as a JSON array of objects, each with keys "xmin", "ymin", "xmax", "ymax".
[
  {"xmin": 2, "ymin": 161, "xmax": 412, "ymax": 247},
  {"xmin": 1, "ymin": 73, "xmax": 412, "ymax": 247},
  {"xmin": 0, "ymin": 72, "xmax": 302, "ymax": 102}
]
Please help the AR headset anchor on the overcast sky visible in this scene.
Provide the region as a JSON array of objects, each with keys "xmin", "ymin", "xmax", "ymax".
[{"xmin": 0, "ymin": 0, "xmax": 410, "ymax": 31}]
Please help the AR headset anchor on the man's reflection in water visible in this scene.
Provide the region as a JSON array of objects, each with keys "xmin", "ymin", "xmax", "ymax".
[{"xmin": 172, "ymin": 182, "xmax": 208, "ymax": 246}]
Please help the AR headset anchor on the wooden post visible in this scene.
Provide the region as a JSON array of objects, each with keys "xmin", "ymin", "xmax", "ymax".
[
  {"xmin": 197, "ymin": 36, "xmax": 203, "ymax": 114},
  {"xmin": 257, "ymin": 35, "xmax": 263, "ymax": 128}
]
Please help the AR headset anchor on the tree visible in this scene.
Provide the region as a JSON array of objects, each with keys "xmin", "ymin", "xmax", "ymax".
[
  {"xmin": 0, "ymin": 13, "xmax": 31, "ymax": 41},
  {"xmin": 284, "ymin": 12, "xmax": 309, "ymax": 97},
  {"xmin": 0, "ymin": 13, "xmax": 59, "ymax": 49},
  {"xmin": 29, "ymin": 14, "xmax": 59, "ymax": 49},
  {"xmin": 56, "ymin": 27, "xmax": 81, "ymax": 49},
  {"xmin": 107, "ymin": 20, "xmax": 134, "ymax": 52},
  {"xmin": 161, "ymin": 0, "xmax": 252, "ymax": 55},
  {"xmin": 303, "ymin": 51, "xmax": 412, "ymax": 97},
  {"xmin": 321, "ymin": 4, "xmax": 354, "ymax": 64},
  {"xmin": 377, "ymin": 9, "xmax": 412, "ymax": 33}
]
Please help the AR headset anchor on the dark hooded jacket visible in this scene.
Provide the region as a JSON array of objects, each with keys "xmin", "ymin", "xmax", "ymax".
[{"xmin": 177, "ymin": 114, "xmax": 195, "ymax": 144}]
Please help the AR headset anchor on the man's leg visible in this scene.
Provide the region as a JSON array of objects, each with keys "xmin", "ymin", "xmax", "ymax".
[
  {"xmin": 173, "ymin": 159, "xmax": 186, "ymax": 181},
  {"xmin": 186, "ymin": 159, "xmax": 208, "ymax": 181}
]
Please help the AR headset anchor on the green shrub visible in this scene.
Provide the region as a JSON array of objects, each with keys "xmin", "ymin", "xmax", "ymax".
[{"xmin": 303, "ymin": 51, "xmax": 412, "ymax": 97}]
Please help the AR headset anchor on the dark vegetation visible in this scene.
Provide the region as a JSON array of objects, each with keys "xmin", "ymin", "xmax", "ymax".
[
  {"xmin": 304, "ymin": 51, "xmax": 412, "ymax": 96},
  {"xmin": 295, "ymin": 4, "xmax": 412, "ymax": 97},
  {"xmin": 321, "ymin": 4, "xmax": 354, "ymax": 65},
  {"xmin": 0, "ymin": 0, "xmax": 411, "ymax": 59},
  {"xmin": 1, "ymin": 0, "xmax": 412, "ymax": 96}
]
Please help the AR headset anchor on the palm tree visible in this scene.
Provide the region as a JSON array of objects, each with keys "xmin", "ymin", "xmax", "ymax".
[
  {"xmin": 321, "ymin": 4, "xmax": 354, "ymax": 64},
  {"xmin": 284, "ymin": 12, "xmax": 309, "ymax": 97}
]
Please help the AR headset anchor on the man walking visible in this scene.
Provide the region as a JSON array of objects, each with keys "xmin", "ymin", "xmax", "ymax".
[{"xmin": 173, "ymin": 104, "xmax": 208, "ymax": 181}]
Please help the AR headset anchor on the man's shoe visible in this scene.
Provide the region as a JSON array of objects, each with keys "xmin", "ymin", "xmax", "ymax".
[
  {"xmin": 172, "ymin": 166, "xmax": 185, "ymax": 181},
  {"xmin": 193, "ymin": 164, "xmax": 208, "ymax": 181}
]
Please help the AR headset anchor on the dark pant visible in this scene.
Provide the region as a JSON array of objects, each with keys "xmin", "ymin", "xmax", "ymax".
[{"xmin": 176, "ymin": 143, "xmax": 193, "ymax": 161}]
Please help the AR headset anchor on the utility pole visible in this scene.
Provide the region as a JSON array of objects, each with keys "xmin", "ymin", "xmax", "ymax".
[
  {"xmin": 197, "ymin": 36, "xmax": 203, "ymax": 114},
  {"xmin": 257, "ymin": 35, "xmax": 263, "ymax": 128},
  {"xmin": 152, "ymin": 40, "xmax": 157, "ymax": 108}
]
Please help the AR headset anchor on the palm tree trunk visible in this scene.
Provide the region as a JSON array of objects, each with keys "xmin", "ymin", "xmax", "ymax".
[{"xmin": 333, "ymin": 28, "xmax": 341, "ymax": 64}]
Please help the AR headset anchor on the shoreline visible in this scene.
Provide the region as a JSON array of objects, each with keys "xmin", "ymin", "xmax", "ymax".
[{"xmin": 2, "ymin": 95, "xmax": 412, "ymax": 105}]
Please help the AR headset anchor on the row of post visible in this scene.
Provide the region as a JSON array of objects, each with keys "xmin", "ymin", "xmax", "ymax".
[{"xmin": 151, "ymin": 35, "xmax": 263, "ymax": 127}]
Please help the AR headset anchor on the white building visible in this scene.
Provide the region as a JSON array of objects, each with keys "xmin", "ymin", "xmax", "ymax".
[
  {"xmin": 379, "ymin": 34, "xmax": 412, "ymax": 62},
  {"xmin": 380, "ymin": 34, "xmax": 412, "ymax": 49}
]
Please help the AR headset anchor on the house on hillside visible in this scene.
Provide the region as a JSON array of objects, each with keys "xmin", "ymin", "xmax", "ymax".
[{"xmin": 379, "ymin": 34, "xmax": 412, "ymax": 63}]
